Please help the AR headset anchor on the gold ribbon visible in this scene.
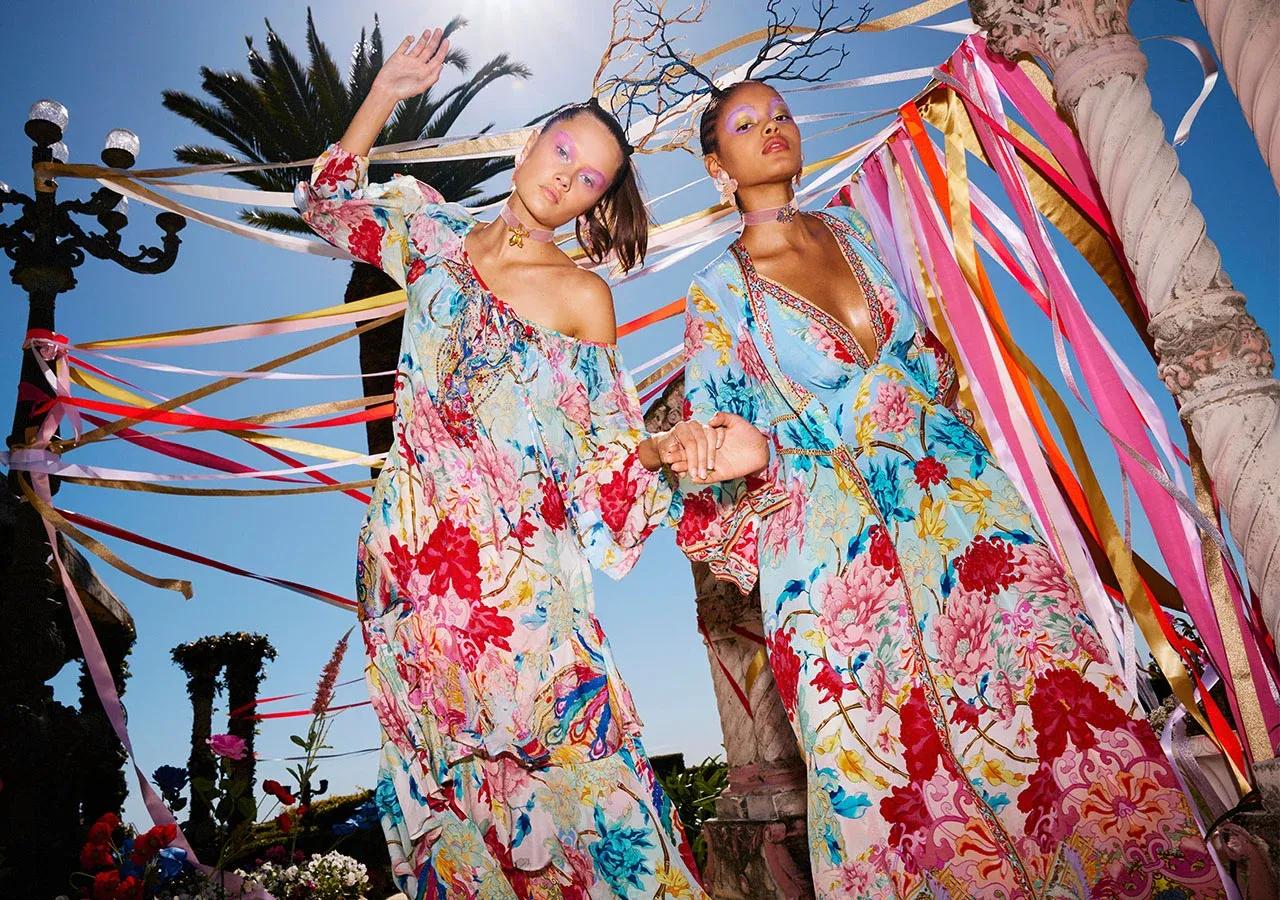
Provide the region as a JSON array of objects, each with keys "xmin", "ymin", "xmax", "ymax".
[
  {"xmin": 915, "ymin": 86, "xmax": 1147, "ymax": 337},
  {"xmin": 79, "ymin": 288, "xmax": 404, "ymax": 350},
  {"xmin": 744, "ymin": 647, "xmax": 769, "ymax": 700},
  {"xmin": 20, "ymin": 475, "xmax": 193, "ymax": 598},
  {"xmin": 1191, "ymin": 438, "xmax": 1274, "ymax": 765},
  {"xmin": 690, "ymin": 0, "xmax": 964, "ymax": 65}
]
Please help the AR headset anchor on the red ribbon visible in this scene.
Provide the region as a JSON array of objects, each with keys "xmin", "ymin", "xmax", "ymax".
[{"xmin": 697, "ymin": 613, "xmax": 753, "ymax": 717}]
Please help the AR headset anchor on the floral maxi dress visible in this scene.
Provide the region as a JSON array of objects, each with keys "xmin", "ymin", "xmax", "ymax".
[
  {"xmin": 672, "ymin": 204, "xmax": 1223, "ymax": 898},
  {"xmin": 298, "ymin": 144, "xmax": 704, "ymax": 900}
]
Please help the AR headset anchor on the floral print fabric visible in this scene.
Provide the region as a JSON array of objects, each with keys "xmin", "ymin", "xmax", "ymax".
[
  {"xmin": 298, "ymin": 144, "xmax": 703, "ymax": 899},
  {"xmin": 672, "ymin": 205, "xmax": 1223, "ymax": 898}
]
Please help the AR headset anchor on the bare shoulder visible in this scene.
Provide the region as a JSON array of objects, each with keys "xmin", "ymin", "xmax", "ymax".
[{"xmin": 563, "ymin": 266, "xmax": 617, "ymax": 344}]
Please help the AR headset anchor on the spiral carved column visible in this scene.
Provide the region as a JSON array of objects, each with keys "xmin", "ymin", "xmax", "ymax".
[
  {"xmin": 645, "ymin": 377, "xmax": 812, "ymax": 899},
  {"xmin": 969, "ymin": 0, "xmax": 1280, "ymax": 629},
  {"xmin": 1192, "ymin": 0, "xmax": 1280, "ymax": 192}
]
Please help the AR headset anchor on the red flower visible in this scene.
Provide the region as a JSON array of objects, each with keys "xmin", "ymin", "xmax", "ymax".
[
  {"xmin": 675, "ymin": 491, "xmax": 719, "ymax": 549},
  {"xmin": 275, "ymin": 811, "xmax": 293, "ymax": 833},
  {"xmin": 91, "ymin": 871, "xmax": 142, "ymax": 900},
  {"xmin": 263, "ymin": 779, "xmax": 296, "ymax": 806},
  {"xmin": 766, "ymin": 629, "xmax": 802, "ymax": 718},
  {"xmin": 913, "ymin": 456, "xmax": 948, "ymax": 490},
  {"xmin": 347, "ymin": 218, "xmax": 385, "ymax": 264},
  {"xmin": 899, "ymin": 686, "xmax": 943, "ymax": 781},
  {"xmin": 512, "ymin": 513, "xmax": 538, "ymax": 547},
  {"xmin": 86, "ymin": 812, "xmax": 121, "ymax": 846},
  {"xmin": 879, "ymin": 781, "xmax": 932, "ymax": 871},
  {"xmin": 80, "ymin": 840, "xmax": 115, "ymax": 871},
  {"xmin": 810, "ymin": 656, "xmax": 846, "ymax": 704},
  {"xmin": 129, "ymin": 823, "xmax": 177, "ymax": 865},
  {"xmin": 458, "ymin": 602, "xmax": 515, "ymax": 667},
  {"xmin": 954, "ymin": 536, "xmax": 1021, "ymax": 596},
  {"xmin": 598, "ymin": 454, "xmax": 643, "ymax": 535},
  {"xmin": 1017, "ymin": 764, "xmax": 1078, "ymax": 852},
  {"xmin": 406, "ymin": 258, "xmax": 427, "ymax": 284},
  {"xmin": 313, "ymin": 154, "xmax": 356, "ymax": 191},
  {"xmin": 540, "ymin": 477, "xmax": 567, "ymax": 531},
  {"xmin": 421, "ymin": 517, "xmax": 481, "ymax": 601},
  {"xmin": 1028, "ymin": 667, "xmax": 1129, "ymax": 761},
  {"xmin": 385, "ymin": 534, "xmax": 421, "ymax": 589},
  {"xmin": 867, "ymin": 524, "xmax": 897, "ymax": 571}
]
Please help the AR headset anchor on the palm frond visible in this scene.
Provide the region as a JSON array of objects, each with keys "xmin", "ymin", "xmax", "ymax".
[
  {"xmin": 239, "ymin": 208, "xmax": 313, "ymax": 235},
  {"xmin": 161, "ymin": 90, "xmax": 264, "ymax": 164},
  {"xmin": 165, "ymin": 12, "xmax": 530, "ymax": 204},
  {"xmin": 306, "ymin": 8, "xmax": 350, "ymax": 128},
  {"xmin": 424, "ymin": 55, "xmax": 532, "ymax": 139}
]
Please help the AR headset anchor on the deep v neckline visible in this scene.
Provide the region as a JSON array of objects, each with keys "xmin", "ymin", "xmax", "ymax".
[{"xmin": 733, "ymin": 212, "xmax": 884, "ymax": 367}]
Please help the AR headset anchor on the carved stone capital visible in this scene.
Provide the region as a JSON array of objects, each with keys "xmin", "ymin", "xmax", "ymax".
[
  {"xmin": 969, "ymin": 0, "xmax": 1132, "ymax": 63},
  {"xmin": 1147, "ymin": 288, "xmax": 1276, "ymax": 399},
  {"xmin": 968, "ymin": 0, "xmax": 1144, "ymax": 104}
]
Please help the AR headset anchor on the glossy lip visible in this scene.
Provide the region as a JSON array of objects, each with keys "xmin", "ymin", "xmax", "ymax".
[
  {"xmin": 540, "ymin": 185, "xmax": 560, "ymax": 205},
  {"xmin": 762, "ymin": 136, "xmax": 790, "ymax": 155}
]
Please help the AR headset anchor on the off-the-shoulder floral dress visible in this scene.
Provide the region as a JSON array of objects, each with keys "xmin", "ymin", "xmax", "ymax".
[
  {"xmin": 671, "ymin": 205, "xmax": 1222, "ymax": 898},
  {"xmin": 298, "ymin": 144, "xmax": 704, "ymax": 900}
]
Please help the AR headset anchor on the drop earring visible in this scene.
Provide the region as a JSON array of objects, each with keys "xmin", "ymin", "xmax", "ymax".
[{"xmin": 714, "ymin": 171, "xmax": 739, "ymax": 206}]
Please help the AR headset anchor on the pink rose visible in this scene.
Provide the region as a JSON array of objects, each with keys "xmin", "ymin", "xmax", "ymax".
[
  {"xmin": 934, "ymin": 588, "xmax": 996, "ymax": 686},
  {"xmin": 870, "ymin": 381, "xmax": 914, "ymax": 433},
  {"xmin": 818, "ymin": 555, "xmax": 896, "ymax": 656},
  {"xmin": 683, "ymin": 315, "xmax": 706, "ymax": 355},
  {"xmin": 207, "ymin": 733, "xmax": 247, "ymax": 760}
]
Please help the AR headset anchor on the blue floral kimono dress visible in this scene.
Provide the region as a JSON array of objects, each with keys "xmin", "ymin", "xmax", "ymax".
[
  {"xmin": 671, "ymin": 204, "xmax": 1222, "ymax": 899},
  {"xmin": 298, "ymin": 144, "xmax": 704, "ymax": 900}
]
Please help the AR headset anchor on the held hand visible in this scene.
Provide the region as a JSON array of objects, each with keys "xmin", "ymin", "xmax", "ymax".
[
  {"xmin": 372, "ymin": 28, "xmax": 451, "ymax": 103},
  {"xmin": 659, "ymin": 413, "xmax": 769, "ymax": 484},
  {"xmin": 656, "ymin": 420, "xmax": 723, "ymax": 482},
  {"xmin": 697, "ymin": 412, "xmax": 769, "ymax": 483}
]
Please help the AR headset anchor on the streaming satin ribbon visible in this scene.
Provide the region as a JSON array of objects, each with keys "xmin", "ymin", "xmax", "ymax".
[{"xmin": 952, "ymin": 43, "xmax": 1271, "ymax": 765}]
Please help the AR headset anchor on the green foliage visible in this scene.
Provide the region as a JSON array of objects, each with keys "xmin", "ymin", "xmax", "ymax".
[{"xmin": 655, "ymin": 755, "xmax": 728, "ymax": 871}]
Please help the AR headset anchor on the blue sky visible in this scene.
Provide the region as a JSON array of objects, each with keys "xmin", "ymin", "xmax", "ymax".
[{"xmin": 0, "ymin": 1, "xmax": 1274, "ymax": 829}]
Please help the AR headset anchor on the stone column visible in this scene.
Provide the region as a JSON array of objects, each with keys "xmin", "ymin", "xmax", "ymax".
[
  {"xmin": 1192, "ymin": 0, "xmax": 1280, "ymax": 192},
  {"xmin": 645, "ymin": 378, "xmax": 813, "ymax": 899},
  {"xmin": 967, "ymin": 0, "xmax": 1280, "ymax": 631}
]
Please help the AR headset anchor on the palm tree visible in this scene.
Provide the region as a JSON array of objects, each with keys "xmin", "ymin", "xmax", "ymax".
[{"xmin": 163, "ymin": 10, "xmax": 530, "ymax": 458}]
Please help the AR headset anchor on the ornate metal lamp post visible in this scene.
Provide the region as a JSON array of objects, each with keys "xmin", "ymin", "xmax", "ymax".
[
  {"xmin": 2, "ymin": 100, "xmax": 186, "ymax": 456},
  {"xmin": 0, "ymin": 100, "xmax": 187, "ymax": 895}
]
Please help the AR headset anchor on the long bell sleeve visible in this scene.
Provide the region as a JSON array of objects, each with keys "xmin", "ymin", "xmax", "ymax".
[{"xmin": 669, "ymin": 276, "xmax": 790, "ymax": 593}]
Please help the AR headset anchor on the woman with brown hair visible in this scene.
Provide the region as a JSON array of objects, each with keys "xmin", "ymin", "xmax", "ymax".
[{"xmin": 296, "ymin": 26, "xmax": 765, "ymax": 898}]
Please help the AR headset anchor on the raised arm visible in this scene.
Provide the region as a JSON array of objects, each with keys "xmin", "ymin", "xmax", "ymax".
[{"xmin": 338, "ymin": 28, "xmax": 451, "ymax": 156}]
